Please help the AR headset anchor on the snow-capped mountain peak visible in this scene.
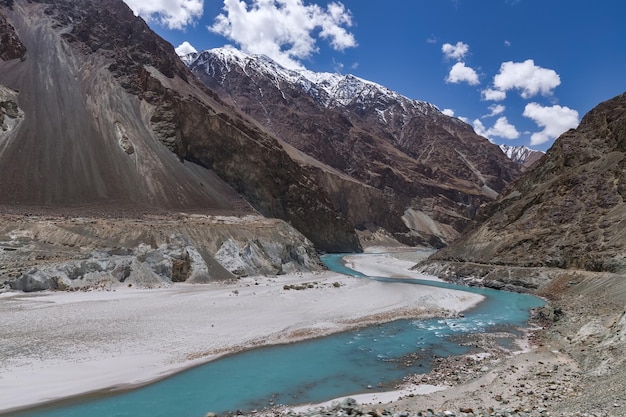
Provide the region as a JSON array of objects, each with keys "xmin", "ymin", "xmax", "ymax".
[
  {"xmin": 180, "ymin": 45, "xmax": 522, "ymax": 248},
  {"xmin": 499, "ymin": 144, "xmax": 544, "ymax": 168},
  {"xmin": 183, "ymin": 46, "xmax": 438, "ymax": 115}
]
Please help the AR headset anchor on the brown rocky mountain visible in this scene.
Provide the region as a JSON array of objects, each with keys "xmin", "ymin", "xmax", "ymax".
[
  {"xmin": 416, "ymin": 92, "xmax": 626, "ymax": 414},
  {"xmin": 185, "ymin": 48, "xmax": 522, "ymax": 248},
  {"xmin": 427, "ymin": 91, "xmax": 626, "ymax": 274},
  {"xmin": 0, "ymin": 0, "xmax": 359, "ymax": 253}
]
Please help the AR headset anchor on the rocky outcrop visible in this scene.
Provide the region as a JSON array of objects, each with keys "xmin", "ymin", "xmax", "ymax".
[
  {"xmin": 8, "ymin": 241, "xmax": 226, "ymax": 292},
  {"xmin": 0, "ymin": 83, "xmax": 23, "ymax": 133},
  {"xmin": 0, "ymin": 3, "xmax": 26, "ymax": 61},
  {"xmin": 0, "ymin": 0, "xmax": 360, "ymax": 253},
  {"xmin": 186, "ymin": 48, "xmax": 521, "ymax": 247},
  {"xmin": 0, "ymin": 214, "xmax": 323, "ymax": 292},
  {"xmin": 416, "ymin": 261, "xmax": 558, "ymax": 293},
  {"xmin": 425, "ymin": 91, "xmax": 626, "ymax": 274}
]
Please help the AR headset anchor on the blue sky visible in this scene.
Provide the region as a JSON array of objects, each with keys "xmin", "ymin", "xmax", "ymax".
[{"xmin": 123, "ymin": 0, "xmax": 626, "ymax": 151}]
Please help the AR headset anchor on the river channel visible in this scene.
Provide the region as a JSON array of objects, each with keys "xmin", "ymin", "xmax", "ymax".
[{"xmin": 8, "ymin": 253, "xmax": 544, "ymax": 417}]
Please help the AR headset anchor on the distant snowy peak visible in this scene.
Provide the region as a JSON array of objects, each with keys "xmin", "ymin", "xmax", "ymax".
[
  {"xmin": 182, "ymin": 46, "xmax": 438, "ymax": 114},
  {"xmin": 499, "ymin": 144, "xmax": 544, "ymax": 168},
  {"xmin": 179, "ymin": 52, "xmax": 198, "ymax": 67}
]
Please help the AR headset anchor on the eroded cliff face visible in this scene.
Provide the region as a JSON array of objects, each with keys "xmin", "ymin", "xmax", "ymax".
[
  {"xmin": 427, "ymin": 91, "xmax": 626, "ymax": 274},
  {"xmin": 0, "ymin": 0, "xmax": 360, "ymax": 254},
  {"xmin": 0, "ymin": 214, "xmax": 323, "ymax": 292}
]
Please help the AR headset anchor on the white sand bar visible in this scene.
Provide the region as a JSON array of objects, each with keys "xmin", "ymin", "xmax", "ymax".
[
  {"xmin": 343, "ymin": 251, "xmax": 442, "ymax": 281},
  {"xmin": 0, "ymin": 252, "xmax": 483, "ymax": 413}
]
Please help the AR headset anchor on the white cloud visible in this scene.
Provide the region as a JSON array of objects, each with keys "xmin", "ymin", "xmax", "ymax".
[
  {"xmin": 504, "ymin": 40, "xmax": 511, "ymax": 47},
  {"xmin": 483, "ymin": 104, "xmax": 506, "ymax": 118},
  {"xmin": 209, "ymin": 0, "xmax": 357, "ymax": 70},
  {"xmin": 124, "ymin": 0, "xmax": 203, "ymax": 30},
  {"xmin": 473, "ymin": 116, "xmax": 519, "ymax": 140},
  {"xmin": 481, "ymin": 88, "xmax": 506, "ymax": 101},
  {"xmin": 442, "ymin": 41, "xmax": 469, "ymax": 60},
  {"xmin": 175, "ymin": 41, "xmax": 198, "ymax": 56},
  {"xmin": 441, "ymin": 108, "xmax": 455, "ymax": 117},
  {"xmin": 492, "ymin": 59, "xmax": 561, "ymax": 99},
  {"xmin": 445, "ymin": 62, "xmax": 479, "ymax": 85},
  {"xmin": 332, "ymin": 58, "xmax": 344, "ymax": 73},
  {"xmin": 523, "ymin": 102, "xmax": 579, "ymax": 145},
  {"xmin": 491, "ymin": 116, "xmax": 520, "ymax": 139},
  {"xmin": 472, "ymin": 119, "xmax": 489, "ymax": 139}
]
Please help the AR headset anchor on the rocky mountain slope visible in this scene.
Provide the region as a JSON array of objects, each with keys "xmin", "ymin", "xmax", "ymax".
[
  {"xmin": 499, "ymin": 144, "xmax": 544, "ymax": 170},
  {"xmin": 184, "ymin": 47, "xmax": 521, "ymax": 247},
  {"xmin": 0, "ymin": 0, "xmax": 364, "ymax": 290},
  {"xmin": 427, "ymin": 91, "xmax": 626, "ymax": 274},
  {"xmin": 0, "ymin": 0, "xmax": 360, "ymax": 260},
  {"xmin": 415, "ymin": 92, "xmax": 626, "ymax": 416}
]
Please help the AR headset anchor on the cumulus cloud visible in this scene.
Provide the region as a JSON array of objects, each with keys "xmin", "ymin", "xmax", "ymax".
[
  {"xmin": 175, "ymin": 41, "xmax": 198, "ymax": 56},
  {"xmin": 124, "ymin": 0, "xmax": 203, "ymax": 29},
  {"xmin": 472, "ymin": 119, "xmax": 488, "ymax": 137},
  {"xmin": 209, "ymin": 0, "xmax": 357, "ymax": 70},
  {"xmin": 445, "ymin": 62, "xmax": 479, "ymax": 85},
  {"xmin": 473, "ymin": 117, "xmax": 519, "ymax": 140},
  {"xmin": 441, "ymin": 108, "xmax": 455, "ymax": 117},
  {"xmin": 523, "ymin": 102, "xmax": 579, "ymax": 145},
  {"xmin": 442, "ymin": 41, "xmax": 469, "ymax": 60},
  {"xmin": 481, "ymin": 88, "xmax": 506, "ymax": 101},
  {"xmin": 483, "ymin": 104, "xmax": 505, "ymax": 118},
  {"xmin": 484, "ymin": 59, "xmax": 561, "ymax": 100},
  {"xmin": 491, "ymin": 116, "xmax": 521, "ymax": 139}
]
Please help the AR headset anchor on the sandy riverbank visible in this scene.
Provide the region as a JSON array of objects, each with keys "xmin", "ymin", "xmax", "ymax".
[{"xmin": 0, "ymin": 251, "xmax": 483, "ymax": 414}]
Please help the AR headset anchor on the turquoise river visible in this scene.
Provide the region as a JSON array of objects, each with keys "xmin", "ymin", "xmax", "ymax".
[{"xmin": 5, "ymin": 253, "xmax": 545, "ymax": 417}]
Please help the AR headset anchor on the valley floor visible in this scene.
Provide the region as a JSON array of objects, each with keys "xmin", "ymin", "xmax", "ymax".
[{"xmin": 0, "ymin": 250, "xmax": 482, "ymax": 414}]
